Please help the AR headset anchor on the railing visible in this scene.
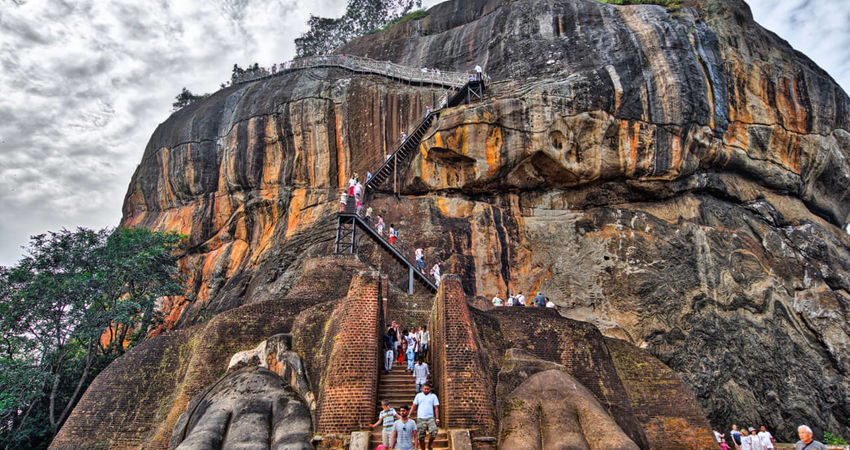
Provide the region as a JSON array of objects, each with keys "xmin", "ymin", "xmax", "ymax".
[{"xmin": 230, "ymin": 53, "xmax": 490, "ymax": 88}]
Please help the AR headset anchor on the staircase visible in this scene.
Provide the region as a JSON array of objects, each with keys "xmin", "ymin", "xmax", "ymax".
[
  {"xmin": 364, "ymin": 78, "xmax": 485, "ymax": 195},
  {"xmin": 369, "ymin": 365, "xmax": 449, "ymax": 449}
]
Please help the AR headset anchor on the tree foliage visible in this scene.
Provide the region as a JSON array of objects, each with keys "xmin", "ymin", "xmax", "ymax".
[
  {"xmin": 172, "ymin": 87, "xmax": 210, "ymax": 111},
  {"xmin": 0, "ymin": 227, "xmax": 187, "ymax": 449},
  {"xmin": 295, "ymin": 0, "xmax": 423, "ymax": 57}
]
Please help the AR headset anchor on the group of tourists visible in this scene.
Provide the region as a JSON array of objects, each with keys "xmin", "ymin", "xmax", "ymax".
[
  {"xmin": 491, "ymin": 291, "xmax": 555, "ymax": 308},
  {"xmin": 714, "ymin": 424, "xmax": 833, "ymax": 450},
  {"xmin": 716, "ymin": 425, "xmax": 776, "ymax": 450},
  {"xmin": 377, "ymin": 321, "xmax": 439, "ymax": 450},
  {"xmin": 371, "ymin": 384, "xmax": 440, "ymax": 450},
  {"xmin": 383, "ymin": 321, "xmax": 430, "ymax": 375}
]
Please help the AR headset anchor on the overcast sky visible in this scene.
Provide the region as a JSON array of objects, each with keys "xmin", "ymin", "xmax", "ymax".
[{"xmin": 0, "ymin": 0, "xmax": 848, "ymax": 266}]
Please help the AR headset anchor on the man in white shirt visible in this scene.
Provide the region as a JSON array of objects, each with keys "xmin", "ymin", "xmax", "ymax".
[
  {"xmin": 546, "ymin": 298, "xmax": 556, "ymax": 308},
  {"xmin": 410, "ymin": 383, "xmax": 440, "ymax": 450},
  {"xmin": 492, "ymin": 295, "xmax": 503, "ymax": 307},
  {"xmin": 758, "ymin": 426, "xmax": 775, "ymax": 450},
  {"xmin": 412, "ymin": 359, "xmax": 429, "ymax": 393},
  {"xmin": 421, "ymin": 326, "xmax": 430, "ymax": 361}
]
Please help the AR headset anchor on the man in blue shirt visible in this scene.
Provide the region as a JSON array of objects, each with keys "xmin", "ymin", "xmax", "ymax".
[
  {"xmin": 410, "ymin": 383, "xmax": 440, "ymax": 450},
  {"xmin": 392, "ymin": 405, "xmax": 417, "ymax": 450}
]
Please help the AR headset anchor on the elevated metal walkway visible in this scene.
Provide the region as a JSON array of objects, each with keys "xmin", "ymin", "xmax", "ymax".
[{"xmin": 335, "ymin": 212, "xmax": 437, "ymax": 294}]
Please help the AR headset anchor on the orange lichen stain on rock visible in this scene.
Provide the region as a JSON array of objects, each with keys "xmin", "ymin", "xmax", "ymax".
[
  {"xmin": 262, "ymin": 118, "xmax": 284, "ymax": 189},
  {"xmin": 484, "ymin": 126, "xmax": 502, "ymax": 176},
  {"xmin": 723, "ymin": 121, "xmax": 749, "ymax": 151},
  {"xmin": 226, "ymin": 240, "xmax": 250, "ymax": 277},
  {"xmin": 157, "ymin": 147, "xmax": 175, "ymax": 210},
  {"xmin": 775, "ymin": 75, "xmax": 808, "ymax": 133},
  {"xmin": 669, "ymin": 133, "xmax": 683, "ymax": 177},
  {"xmin": 155, "ymin": 204, "xmax": 196, "ymax": 237},
  {"xmin": 335, "ymin": 106, "xmax": 347, "ymax": 189}
]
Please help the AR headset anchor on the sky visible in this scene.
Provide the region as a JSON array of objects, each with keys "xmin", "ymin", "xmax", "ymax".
[{"xmin": 0, "ymin": 0, "xmax": 848, "ymax": 267}]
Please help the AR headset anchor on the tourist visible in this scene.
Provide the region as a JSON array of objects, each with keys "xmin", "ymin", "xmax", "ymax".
[
  {"xmin": 367, "ymin": 171, "xmax": 373, "ymax": 182},
  {"xmin": 415, "ymin": 326, "xmax": 425, "ymax": 361},
  {"xmin": 420, "ymin": 326, "xmax": 430, "ymax": 361},
  {"xmin": 370, "ymin": 399, "xmax": 398, "ymax": 448},
  {"xmin": 742, "ymin": 427, "xmax": 764, "ymax": 450},
  {"xmin": 506, "ymin": 295, "xmax": 515, "ymax": 307},
  {"xmin": 439, "ymin": 93, "xmax": 448, "ymax": 109},
  {"xmin": 533, "ymin": 291, "xmax": 546, "ymax": 307},
  {"xmin": 391, "ymin": 321, "xmax": 401, "ymax": 361},
  {"xmin": 758, "ymin": 426, "xmax": 775, "ymax": 450},
  {"xmin": 410, "ymin": 383, "xmax": 440, "ymax": 450},
  {"xmin": 406, "ymin": 330, "xmax": 416, "ymax": 371},
  {"xmin": 401, "ymin": 132, "xmax": 408, "ymax": 142},
  {"xmin": 377, "ymin": 216, "xmax": 385, "ymax": 235},
  {"xmin": 731, "ymin": 425, "xmax": 743, "ymax": 450},
  {"xmin": 715, "ymin": 430, "xmax": 725, "ymax": 445},
  {"xmin": 391, "ymin": 405, "xmax": 417, "ymax": 450},
  {"xmin": 515, "ymin": 291, "xmax": 526, "ymax": 307},
  {"xmin": 412, "ymin": 358, "xmax": 429, "ymax": 393},
  {"xmin": 339, "ymin": 190, "xmax": 348, "ymax": 213},
  {"xmin": 389, "ymin": 225, "xmax": 396, "ymax": 244},
  {"xmin": 492, "ymin": 295, "xmax": 503, "ymax": 307},
  {"xmin": 356, "ymin": 197, "xmax": 363, "ymax": 216},
  {"xmin": 383, "ymin": 327, "xmax": 395, "ymax": 372},
  {"xmin": 398, "ymin": 328, "xmax": 407, "ymax": 364},
  {"xmin": 795, "ymin": 425, "xmax": 827, "ymax": 450},
  {"xmin": 546, "ymin": 297, "xmax": 556, "ymax": 308},
  {"xmin": 354, "ymin": 181, "xmax": 363, "ymax": 200},
  {"xmin": 425, "ymin": 105, "xmax": 432, "ymax": 115},
  {"xmin": 349, "ymin": 175, "xmax": 357, "ymax": 195},
  {"xmin": 474, "ymin": 64, "xmax": 483, "ymax": 80},
  {"xmin": 430, "ymin": 263, "xmax": 441, "ymax": 287},
  {"xmin": 365, "ymin": 206, "xmax": 373, "ymax": 221},
  {"xmin": 415, "ymin": 247, "xmax": 425, "ymax": 271}
]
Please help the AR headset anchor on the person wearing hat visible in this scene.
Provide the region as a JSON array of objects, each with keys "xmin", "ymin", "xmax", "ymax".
[{"xmin": 742, "ymin": 427, "xmax": 765, "ymax": 450}]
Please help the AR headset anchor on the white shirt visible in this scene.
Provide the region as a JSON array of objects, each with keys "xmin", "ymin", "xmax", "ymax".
[
  {"xmin": 492, "ymin": 296, "xmax": 503, "ymax": 306},
  {"xmin": 506, "ymin": 296, "xmax": 514, "ymax": 306},
  {"xmin": 516, "ymin": 294, "xmax": 526, "ymax": 305},
  {"xmin": 413, "ymin": 392, "xmax": 439, "ymax": 419},
  {"xmin": 415, "ymin": 248, "xmax": 423, "ymax": 260},
  {"xmin": 474, "ymin": 64, "xmax": 482, "ymax": 73},
  {"xmin": 757, "ymin": 431, "xmax": 774, "ymax": 448},
  {"xmin": 421, "ymin": 330, "xmax": 429, "ymax": 345},
  {"xmin": 546, "ymin": 300, "xmax": 555, "ymax": 308},
  {"xmin": 412, "ymin": 363, "xmax": 429, "ymax": 384},
  {"xmin": 354, "ymin": 183, "xmax": 363, "ymax": 197},
  {"xmin": 348, "ymin": 177, "xmax": 356, "ymax": 187}
]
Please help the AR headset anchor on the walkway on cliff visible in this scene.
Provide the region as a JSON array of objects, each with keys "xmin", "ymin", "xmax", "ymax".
[{"xmin": 233, "ymin": 53, "xmax": 490, "ymax": 89}]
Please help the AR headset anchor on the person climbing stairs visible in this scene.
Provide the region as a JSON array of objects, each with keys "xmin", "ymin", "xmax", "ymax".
[{"xmin": 368, "ymin": 365, "xmax": 448, "ymax": 449}]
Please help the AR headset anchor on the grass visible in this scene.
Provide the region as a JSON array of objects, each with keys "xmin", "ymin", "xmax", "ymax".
[
  {"xmin": 364, "ymin": 9, "xmax": 429, "ymax": 35},
  {"xmin": 596, "ymin": 0, "xmax": 682, "ymax": 10}
]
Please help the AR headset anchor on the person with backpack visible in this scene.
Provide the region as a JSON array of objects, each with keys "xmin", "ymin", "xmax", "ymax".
[{"xmin": 389, "ymin": 225, "xmax": 397, "ymax": 244}]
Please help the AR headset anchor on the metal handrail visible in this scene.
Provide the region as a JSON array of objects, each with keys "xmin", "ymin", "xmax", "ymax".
[{"xmin": 229, "ymin": 53, "xmax": 490, "ymax": 88}]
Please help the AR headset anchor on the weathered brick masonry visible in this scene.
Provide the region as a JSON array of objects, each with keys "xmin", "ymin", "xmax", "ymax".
[
  {"xmin": 605, "ymin": 337, "xmax": 718, "ymax": 449},
  {"xmin": 429, "ymin": 275, "xmax": 497, "ymax": 437},
  {"xmin": 315, "ymin": 271, "xmax": 383, "ymax": 434}
]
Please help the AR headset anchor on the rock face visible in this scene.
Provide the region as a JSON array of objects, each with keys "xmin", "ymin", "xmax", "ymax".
[{"xmin": 117, "ymin": 0, "xmax": 849, "ymax": 442}]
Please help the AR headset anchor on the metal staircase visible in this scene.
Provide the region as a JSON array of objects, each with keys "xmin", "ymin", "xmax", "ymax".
[
  {"xmin": 364, "ymin": 78, "xmax": 485, "ymax": 196},
  {"xmin": 335, "ymin": 210, "xmax": 437, "ymax": 294}
]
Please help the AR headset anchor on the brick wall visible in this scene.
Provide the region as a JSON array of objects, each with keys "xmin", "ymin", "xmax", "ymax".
[
  {"xmin": 605, "ymin": 337, "xmax": 718, "ymax": 449},
  {"xmin": 429, "ymin": 275, "xmax": 497, "ymax": 437},
  {"xmin": 315, "ymin": 271, "xmax": 383, "ymax": 434}
]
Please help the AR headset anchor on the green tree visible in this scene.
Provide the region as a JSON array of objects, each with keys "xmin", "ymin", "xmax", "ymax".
[
  {"xmin": 295, "ymin": 0, "xmax": 422, "ymax": 57},
  {"xmin": 0, "ymin": 227, "xmax": 186, "ymax": 449},
  {"xmin": 172, "ymin": 87, "xmax": 210, "ymax": 111}
]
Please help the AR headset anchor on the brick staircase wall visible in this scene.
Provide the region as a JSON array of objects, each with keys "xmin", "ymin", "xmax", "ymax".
[
  {"xmin": 315, "ymin": 271, "xmax": 383, "ymax": 435},
  {"xmin": 428, "ymin": 275, "xmax": 497, "ymax": 438}
]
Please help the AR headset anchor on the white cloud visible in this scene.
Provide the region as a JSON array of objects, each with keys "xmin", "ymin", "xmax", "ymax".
[
  {"xmin": 0, "ymin": 0, "xmax": 847, "ymax": 266},
  {"xmin": 748, "ymin": 0, "xmax": 850, "ymax": 94}
]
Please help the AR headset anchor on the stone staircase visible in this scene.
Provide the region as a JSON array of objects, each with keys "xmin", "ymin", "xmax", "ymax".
[{"xmin": 368, "ymin": 365, "xmax": 448, "ymax": 449}]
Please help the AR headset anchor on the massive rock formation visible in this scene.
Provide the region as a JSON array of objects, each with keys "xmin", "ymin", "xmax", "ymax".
[{"xmin": 114, "ymin": 0, "xmax": 849, "ymax": 442}]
